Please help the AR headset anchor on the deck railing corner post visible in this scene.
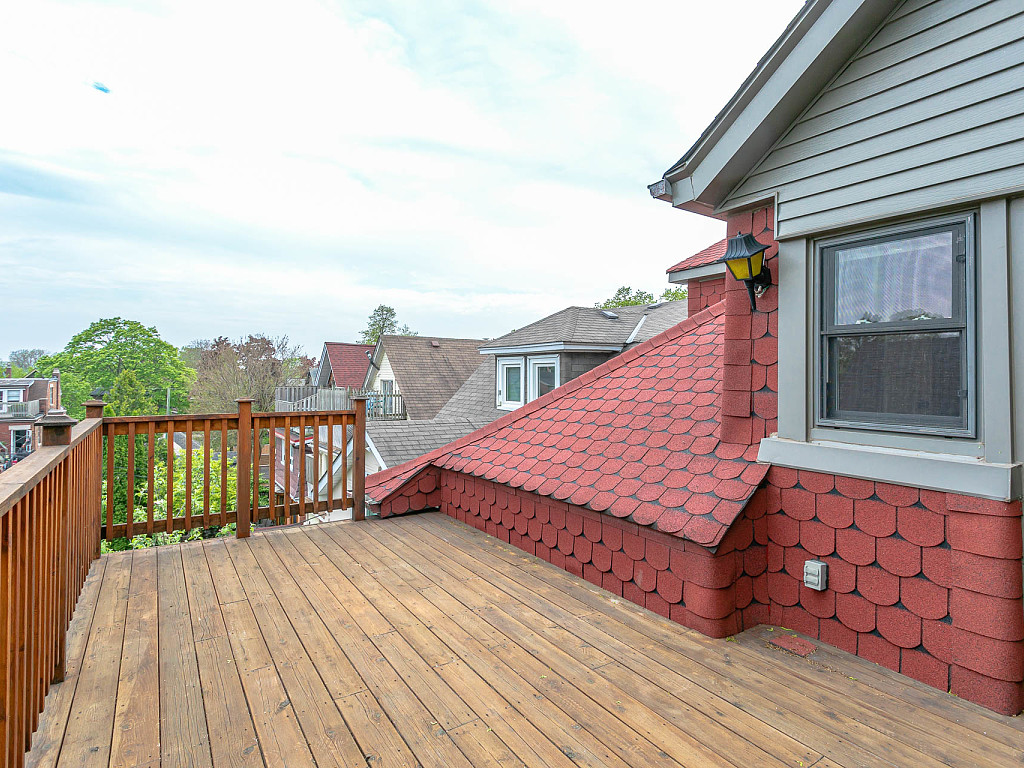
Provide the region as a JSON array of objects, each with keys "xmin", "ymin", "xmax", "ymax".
[
  {"xmin": 82, "ymin": 399, "xmax": 107, "ymax": 421},
  {"xmin": 236, "ymin": 398, "xmax": 255, "ymax": 538},
  {"xmin": 38, "ymin": 409, "xmax": 78, "ymax": 447},
  {"xmin": 352, "ymin": 395, "xmax": 368, "ymax": 522}
]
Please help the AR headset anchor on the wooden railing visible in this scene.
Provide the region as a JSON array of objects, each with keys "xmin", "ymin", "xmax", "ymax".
[
  {"xmin": 0, "ymin": 397, "xmax": 368, "ymax": 765},
  {"xmin": 99, "ymin": 398, "xmax": 366, "ymax": 542},
  {"xmin": 0, "ymin": 412, "xmax": 103, "ymax": 768}
]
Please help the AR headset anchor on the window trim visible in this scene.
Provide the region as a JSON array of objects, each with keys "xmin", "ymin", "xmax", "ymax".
[
  {"xmin": 814, "ymin": 212, "xmax": 977, "ymax": 438},
  {"xmin": 527, "ymin": 355, "xmax": 561, "ymax": 402},
  {"xmin": 496, "ymin": 357, "xmax": 525, "ymax": 411}
]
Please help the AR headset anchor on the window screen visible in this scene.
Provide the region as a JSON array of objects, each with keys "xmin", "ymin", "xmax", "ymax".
[{"xmin": 819, "ymin": 217, "xmax": 973, "ymax": 435}]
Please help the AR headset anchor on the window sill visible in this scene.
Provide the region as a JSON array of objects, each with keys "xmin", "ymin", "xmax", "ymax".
[{"xmin": 757, "ymin": 436, "xmax": 1021, "ymax": 501}]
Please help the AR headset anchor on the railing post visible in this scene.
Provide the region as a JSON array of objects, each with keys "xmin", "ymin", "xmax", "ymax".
[
  {"xmin": 37, "ymin": 410, "xmax": 78, "ymax": 686},
  {"xmin": 38, "ymin": 409, "xmax": 77, "ymax": 448},
  {"xmin": 82, "ymin": 399, "xmax": 107, "ymax": 421},
  {"xmin": 236, "ymin": 398, "xmax": 254, "ymax": 538},
  {"xmin": 351, "ymin": 395, "xmax": 367, "ymax": 522}
]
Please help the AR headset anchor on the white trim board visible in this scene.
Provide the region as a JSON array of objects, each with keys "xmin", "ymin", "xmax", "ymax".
[{"xmin": 481, "ymin": 343, "xmax": 622, "ymax": 355}]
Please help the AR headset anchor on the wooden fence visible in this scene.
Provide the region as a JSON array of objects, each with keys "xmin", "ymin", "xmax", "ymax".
[
  {"xmin": 0, "ymin": 397, "xmax": 367, "ymax": 766},
  {"xmin": 0, "ymin": 413, "xmax": 103, "ymax": 768}
]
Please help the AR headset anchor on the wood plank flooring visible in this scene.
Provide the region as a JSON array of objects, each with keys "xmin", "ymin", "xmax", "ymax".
[{"xmin": 25, "ymin": 513, "xmax": 1024, "ymax": 768}]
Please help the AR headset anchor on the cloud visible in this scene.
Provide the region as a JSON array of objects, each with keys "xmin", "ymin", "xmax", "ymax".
[{"xmin": 0, "ymin": 0, "xmax": 801, "ymax": 356}]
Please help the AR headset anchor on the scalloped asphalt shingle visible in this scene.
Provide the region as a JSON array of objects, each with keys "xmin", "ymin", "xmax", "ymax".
[{"xmin": 366, "ymin": 300, "xmax": 769, "ymax": 548}]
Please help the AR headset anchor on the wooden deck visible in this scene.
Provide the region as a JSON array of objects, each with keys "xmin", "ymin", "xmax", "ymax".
[{"xmin": 26, "ymin": 513, "xmax": 1024, "ymax": 768}]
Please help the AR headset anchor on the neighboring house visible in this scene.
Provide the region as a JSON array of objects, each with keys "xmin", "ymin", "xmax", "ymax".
[
  {"xmin": 479, "ymin": 302, "xmax": 688, "ymax": 410},
  {"xmin": 0, "ymin": 370, "xmax": 61, "ymax": 469},
  {"xmin": 364, "ymin": 335, "xmax": 483, "ymax": 421},
  {"xmin": 366, "ymin": 0, "xmax": 1024, "ymax": 716},
  {"xmin": 314, "ymin": 342, "xmax": 374, "ymax": 388},
  {"xmin": 666, "ymin": 238, "xmax": 728, "ymax": 315}
]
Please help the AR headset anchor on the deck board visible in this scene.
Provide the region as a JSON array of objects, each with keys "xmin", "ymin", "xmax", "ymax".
[{"xmin": 26, "ymin": 512, "xmax": 1024, "ymax": 768}]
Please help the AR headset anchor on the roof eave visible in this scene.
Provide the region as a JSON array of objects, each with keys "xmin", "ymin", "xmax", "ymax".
[{"xmin": 654, "ymin": 0, "xmax": 896, "ymax": 217}]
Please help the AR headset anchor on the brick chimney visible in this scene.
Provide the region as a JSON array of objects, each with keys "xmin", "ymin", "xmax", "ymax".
[{"xmin": 719, "ymin": 204, "xmax": 779, "ymax": 446}]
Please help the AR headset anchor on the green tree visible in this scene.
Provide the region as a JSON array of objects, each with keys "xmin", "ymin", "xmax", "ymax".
[
  {"xmin": 360, "ymin": 305, "xmax": 418, "ymax": 344},
  {"xmin": 660, "ymin": 286, "xmax": 688, "ymax": 302},
  {"xmin": 36, "ymin": 318, "xmax": 195, "ymax": 418},
  {"xmin": 186, "ymin": 335, "xmax": 313, "ymax": 413},
  {"xmin": 3, "ymin": 348, "xmax": 47, "ymax": 374},
  {"xmin": 108, "ymin": 369, "xmax": 157, "ymax": 417},
  {"xmin": 595, "ymin": 287, "xmax": 655, "ymax": 308}
]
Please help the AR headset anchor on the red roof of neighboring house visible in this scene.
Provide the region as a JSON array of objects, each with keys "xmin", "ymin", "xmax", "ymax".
[
  {"xmin": 323, "ymin": 342, "xmax": 374, "ymax": 388},
  {"xmin": 366, "ymin": 301, "xmax": 768, "ymax": 548},
  {"xmin": 666, "ymin": 238, "xmax": 728, "ymax": 275}
]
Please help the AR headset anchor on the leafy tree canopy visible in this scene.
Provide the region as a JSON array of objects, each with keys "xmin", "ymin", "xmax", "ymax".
[
  {"xmin": 186, "ymin": 334, "xmax": 313, "ymax": 413},
  {"xmin": 2, "ymin": 348, "xmax": 47, "ymax": 375},
  {"xmin": 660, "ymin": 286, "xmax": 688, "ymax": 302},
  {"xmin": 360, "ymin": 305, "xmax": 418, "ymax": 344},
  {"xmin": 108, "ymin": 369, "xmax": 157, "ymax": 417},
  {"xmin": 36, "ymin": 317, "xmax": 195, "ymax": 418},
  {"xmin": 596, "ymin": 286, "xmax": 687, "ymax": 308}
]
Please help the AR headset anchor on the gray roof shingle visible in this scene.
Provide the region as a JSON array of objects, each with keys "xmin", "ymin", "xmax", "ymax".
[
  {"xmin": 367, "ymin": 418, "xmax": 494, "ymax": 469},
  {"xmin": 478, "ymin": 301, "xmax": 687, "ymax": 351},
  {"xmin": 379, "ymin": 335, "xmax": 485, "ymax": 420}
]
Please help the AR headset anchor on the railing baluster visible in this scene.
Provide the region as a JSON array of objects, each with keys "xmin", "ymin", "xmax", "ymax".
[
  {"xmin": 283, "ymin": 415, "xmax": 291, "ymax": 523},
  {"xmin": 126, "ymin": 422, "xmax": 135, "ymax": 541},
  {"xmin": 185, "ymin": 420, "xmax": 193, "ymax": 533},
  {"xmin": 203, "ymin": 419, "xmax": 211, "ymax": 530},
  {"xmin": 250, "ymin": 416, "xmax": 260, "ymax": 523},
  {"xmin": 166, "ymin": 421, "xmax": 174, "ymax": 534},
  {"xmin": 147, "ymin": 421, "xmax": 155, "ymax": 536},
  {"xmin": 341, "ymin": 415, "xmax": 349, "ymax": 509},
  {"xmin": 298, "ymin": 416, "xmax": 306, "ymax": 521},
  {"xmin": 105, "ymin": 423, "xmax": 115, "ymax": 540},
  {"xmin": 219, "ymin": 420, "xmax": 228, "ymax": 528},
  {"xmin": 267, "ymin": 418, "xmax": 277, "ymax": 523},
  {"xmin": 236, "ymin": 399, "xmax": 252, "ymax": 539},
  {"xmin": 326, "ymin": 414, "xmax": 335, "ymax": 518},
  {"xmin": 312, "ymin": 415, "xmax": 320, "ymax": 516}
]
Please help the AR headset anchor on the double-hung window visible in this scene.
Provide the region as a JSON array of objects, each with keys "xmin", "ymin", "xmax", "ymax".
[
  {"xmin": 818, "ymin": 214, "xmax": 974, "ymax": 436},
  {"xmin": 497, "ymin": 358, "xmax": 524, "ymax": 410},
  {"xmin": 528, "ymin": 355, "xmax": 560, "ymax": 401}
]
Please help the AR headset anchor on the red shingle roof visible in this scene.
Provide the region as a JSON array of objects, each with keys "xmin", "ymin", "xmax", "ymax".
[
  {"xmin": 666, "ymin": 238, "xmax": 728, "ymax": 275},
  {"xmin": 324, "ymin": 342, "xmax": 374, "ymax": 388},
  {"xmin": 366, "ymin": 301, "xmax": 768, "ymax": 548}
]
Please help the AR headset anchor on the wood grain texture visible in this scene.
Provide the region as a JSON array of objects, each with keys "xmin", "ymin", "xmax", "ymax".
[{"xmin": 25, "ymin": 513, "xmax": 1024, "ymax": 768}]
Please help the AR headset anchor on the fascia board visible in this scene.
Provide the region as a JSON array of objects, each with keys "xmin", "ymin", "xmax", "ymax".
[
  {"xmin": 479, "ymin": 343, "xmax": 623, "ymax": 355},
  {"xmin": 667, "ymin": 263, "xmax": 727, "ymax": 284}
]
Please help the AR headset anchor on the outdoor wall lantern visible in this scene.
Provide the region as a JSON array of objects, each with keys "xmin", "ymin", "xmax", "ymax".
[{"xmin": 718, "ymin": 232, "xmax": 772, "ymax": 311}]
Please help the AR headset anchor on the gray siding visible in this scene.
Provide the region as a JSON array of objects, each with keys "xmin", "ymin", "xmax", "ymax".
[
  {"xmin": 723, "ymin": 0, "xmax": 1024, "ymax": 237},
  {"xmin": 561, "ymin": 352, "xmax": 615, "ymax": 384}
]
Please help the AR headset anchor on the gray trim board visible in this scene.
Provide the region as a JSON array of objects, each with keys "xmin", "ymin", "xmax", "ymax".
[
  {"xmin": 480, "ymin": 343, "xmax": 623, "ymax": 356},
  {"xmin": 667, "ymin": 263, "xmax": 727, "ymax": 284},
  {"xmin": 758, "ymin": 436, "xmax": 1022, "ymax": 501}
]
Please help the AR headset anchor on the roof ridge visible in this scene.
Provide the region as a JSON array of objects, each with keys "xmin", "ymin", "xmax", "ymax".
[{"xmin": 366, "ymin": 299, "xmax": 726, "ymax": 492}]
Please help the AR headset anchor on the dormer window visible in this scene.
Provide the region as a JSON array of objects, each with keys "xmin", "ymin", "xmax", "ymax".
[
  {"xmin": 528, "ymin": 356, "xmax": 559, "ymax": 401},
  {"xmin": 497, "ymin": 358, "xmax": 524, "ymax": 410}
]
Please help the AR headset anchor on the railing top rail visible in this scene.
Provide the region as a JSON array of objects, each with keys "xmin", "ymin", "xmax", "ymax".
[
  {"xmin": 254, "ymin": 409, "xmax": 358, "ymax": 419},
  {"xmin": 0, "ymin": 417, "xmax": 103, "ymax": 517}
]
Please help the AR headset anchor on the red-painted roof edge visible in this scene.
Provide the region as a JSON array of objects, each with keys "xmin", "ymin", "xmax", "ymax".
[
  {"xmin": 366, "ymin": 300, "xmax": 728, "ymax": 498},
  {"xmin": 665, "ymin": 237, "xmax": 729, "ymax": 274}
]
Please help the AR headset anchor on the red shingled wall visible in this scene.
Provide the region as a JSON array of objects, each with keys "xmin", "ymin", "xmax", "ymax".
[
  {"xmin": 759, "ymin": 468, "xmax": 1024, "ymax": 714},
  {"xmin": 686, "ymin": 276, "xmax": 727, "ymax": 316},
  {"xmin": 438, "ymin": 470, "xmax": 757, "ymax": 637}
]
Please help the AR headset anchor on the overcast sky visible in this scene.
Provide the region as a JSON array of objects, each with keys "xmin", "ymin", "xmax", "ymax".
[{"xmin": 1, "ymin": 0, "xmax": 802, "ymax": 359}]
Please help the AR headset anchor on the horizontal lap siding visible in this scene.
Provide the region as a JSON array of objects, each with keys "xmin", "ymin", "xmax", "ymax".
[{"xmin": 724, "ymin": 0, "xmax": 1024, "ymax": 237}]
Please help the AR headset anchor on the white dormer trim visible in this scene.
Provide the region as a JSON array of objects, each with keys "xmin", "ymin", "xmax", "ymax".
[{"xmin": 481, "ymin": 343, "xmax": 622, "ymax": 356}]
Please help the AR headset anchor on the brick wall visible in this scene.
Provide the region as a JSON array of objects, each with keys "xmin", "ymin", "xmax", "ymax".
[{"xmin": 686, "ymin": 276, "xmax": 727, "ymax": 316}]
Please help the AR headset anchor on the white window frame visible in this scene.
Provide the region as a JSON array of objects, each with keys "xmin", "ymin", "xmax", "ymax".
[
  {"xmin": 527, "ymin": 355, "xmax": 560, "ymax": 402},
  {"xmin": 10, "ymin": 427, "xmax": 32, "ymax": 456},
  {"xmin": 496, "ymin": 357, "xmax": 525, "ymax": 410}
]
